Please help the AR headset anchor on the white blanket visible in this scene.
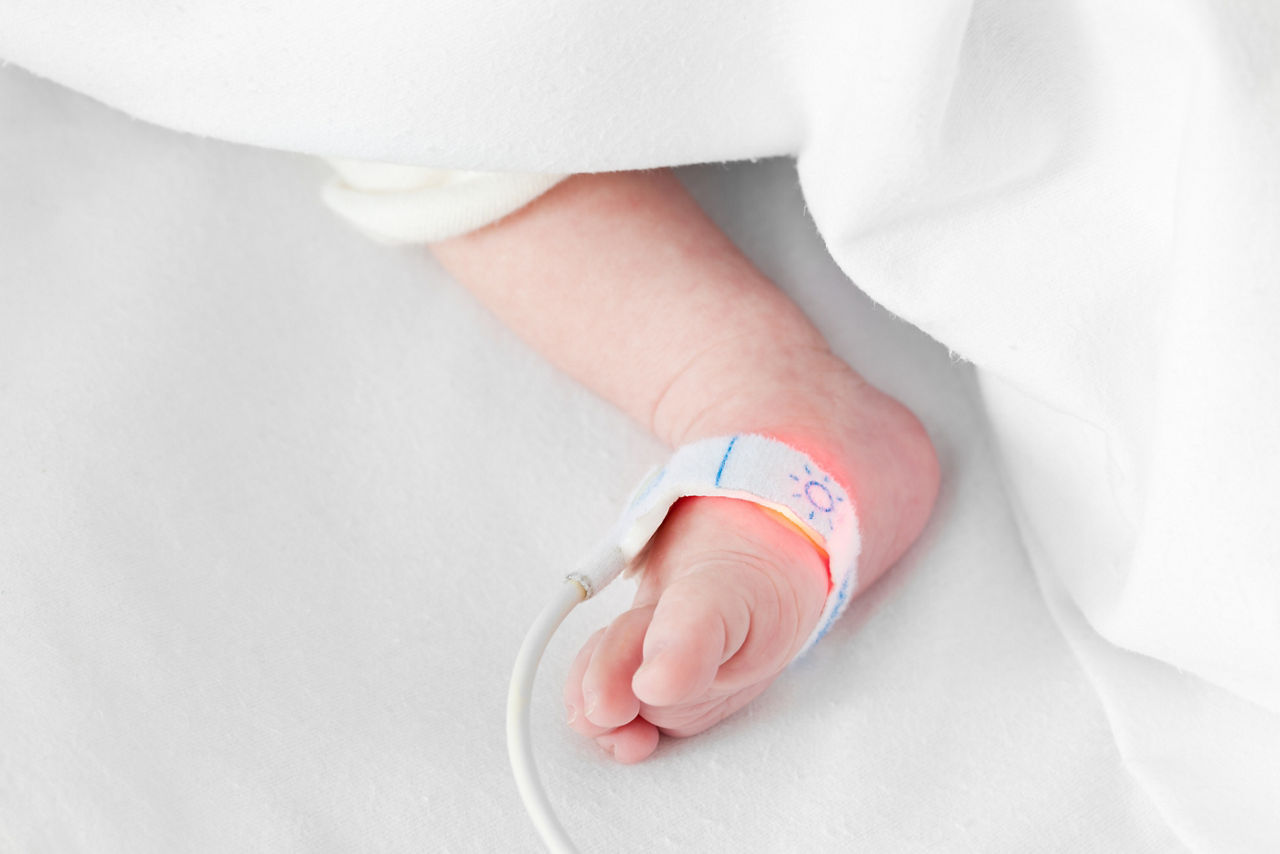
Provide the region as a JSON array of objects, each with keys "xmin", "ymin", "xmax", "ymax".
[{"xmin": 2, "ymin": 1, "xmax": 1278, "ymax": 849}]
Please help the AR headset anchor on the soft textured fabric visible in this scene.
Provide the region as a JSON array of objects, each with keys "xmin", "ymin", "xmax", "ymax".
[
  {"xmin": 0, "ymin": 69, "xmax": 1188, "ymax": 852},
  {"xmin": 2, "ymin": 1, "xmax": 1279, "ymax": 849},
  {"xmin": 323, "ymin": 159, "xmax": 566, "ymax": 243}
]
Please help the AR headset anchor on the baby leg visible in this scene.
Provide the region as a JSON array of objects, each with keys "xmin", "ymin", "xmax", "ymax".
[{"xmin": 431, "ymin": 170, "xmax": 939, "ymax": 762}]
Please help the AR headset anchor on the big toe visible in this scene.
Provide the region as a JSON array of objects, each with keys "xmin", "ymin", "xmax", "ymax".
[{"xmin": 631, "ymin": 573, "xmax": 749, "ymax": 707}]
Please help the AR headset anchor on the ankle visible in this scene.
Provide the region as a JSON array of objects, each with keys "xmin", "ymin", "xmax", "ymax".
[{"xmin": 652, "ymin": 345, "xmax": 939, "ymax": 590}]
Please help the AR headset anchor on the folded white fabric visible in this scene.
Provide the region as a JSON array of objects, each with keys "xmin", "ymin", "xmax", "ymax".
[
  {"xmin": 323, "ymin": 158, "xmax": 566, "ymax": 244},
  {"xmin": 6, "ymin": 1, "xmax": 1280, "ymax": 845},
  {"xmin": 569, "ymin": 434, "xmax": 860, "ymax": 660}
]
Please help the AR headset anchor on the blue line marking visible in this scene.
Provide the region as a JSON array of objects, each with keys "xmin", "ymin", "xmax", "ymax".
[
  {"xmin": 811, "ymin": 574, "xmax": 854, "ymax": 646},
  {"xmin": 630, "ymin": 466, "xmax": 666, "ymax": 508},
  {"xmin": 714, "ymin": 435, "xmax": 738, "ymax": 486}
]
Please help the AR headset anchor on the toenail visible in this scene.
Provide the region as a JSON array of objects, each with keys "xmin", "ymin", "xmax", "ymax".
[
  {"xmin": 598, "ymin": 737, "xmax": 617, "ymax": 757},
  {"xmin": 566, "ymin": 704, "xmax": 578, "ymax": 725},
  {"xmin": 583, "ymin": 690, "xmax": 598, "ymax": 717}
]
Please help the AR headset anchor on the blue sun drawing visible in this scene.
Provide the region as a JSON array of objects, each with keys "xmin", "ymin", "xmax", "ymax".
[{"xmin": 790, "ymin": 465, "xmax": 844, "ymax": 532}]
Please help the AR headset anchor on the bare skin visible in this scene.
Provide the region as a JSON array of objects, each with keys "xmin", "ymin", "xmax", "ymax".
[{"xmin": 431, "ymin": 169, "xmax": 939, "ymax": 763}]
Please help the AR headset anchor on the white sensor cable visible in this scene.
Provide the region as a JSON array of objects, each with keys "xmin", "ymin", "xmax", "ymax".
[
  {"xmin": 506, "ymin": 577, "xmax": 589, "ymax": 854},
  {"xmin": 508, "ymin": 543, "xmax": 626, "ymax": 854},
  {"xmin": 506, "ymin": 435, "xmax": 861, "ymax": 852}
]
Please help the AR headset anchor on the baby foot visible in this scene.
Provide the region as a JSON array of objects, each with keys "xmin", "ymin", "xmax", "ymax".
[
  {"xmin": 563, "ymin": 495, "xmax": 830, "ymax": 763},
  {"xmin": 563, "ymin": 357, "xmax": 938, "ymax": 764}
]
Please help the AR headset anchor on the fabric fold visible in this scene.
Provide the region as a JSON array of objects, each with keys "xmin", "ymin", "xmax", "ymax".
[
  {"xmin": 323, "ymin": 160, "xmax": 566, "ymax": 244},
  {"xmin": 3, "ymin": 0, "xmax": 1278, "ymax": 847}
]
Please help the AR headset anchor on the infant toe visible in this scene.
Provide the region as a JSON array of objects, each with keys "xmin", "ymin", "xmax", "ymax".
[
  {"xmin": 596, "ymin": 717, "xmax": 660, "ymax": 764},
  {"xmin": 564, "ymin": 628, "xmax": 614, "ymax": 737},
  {"xmin": 631, "ymin": 574, "xmax": 745, "ymax": 707},
  {"xmin": 580, "ymin": 605, "xmax": 653, "ymax": 728}
]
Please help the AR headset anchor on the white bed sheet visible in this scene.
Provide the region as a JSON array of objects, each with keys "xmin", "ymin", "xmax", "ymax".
[{"xmin": 0, "ymin": 67, "xmax": 1184, "ymax": 852}]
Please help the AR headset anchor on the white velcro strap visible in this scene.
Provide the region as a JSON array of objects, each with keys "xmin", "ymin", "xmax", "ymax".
[{"xmin": 569, "ymin": 434, "xmax": 861, "ymax": 659}]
